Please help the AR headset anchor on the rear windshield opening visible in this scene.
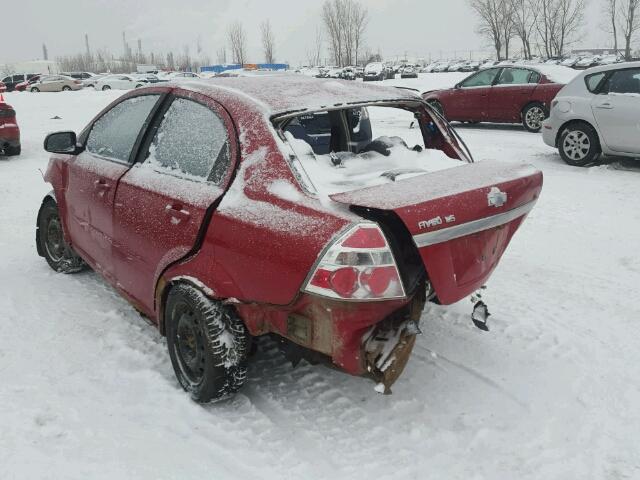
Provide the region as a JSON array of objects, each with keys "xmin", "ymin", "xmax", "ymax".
[{"xmin": 281, "ymin": 105, "xmax": 463, "ymax": 196}]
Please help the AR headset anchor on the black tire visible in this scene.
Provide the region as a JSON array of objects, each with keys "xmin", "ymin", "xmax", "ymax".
[
  {"xmin": 522, "ymin": 103, "xmax": 547, "ymax": 133},
  {"xmin": 62, "ymin": 86, "xmax": 72, "ymax": 91},
  {"xmin": 166, "ymin": 284, "xmax": 250, "ymax": 403},
  {"xmin": 4, "ymin": 145, "xmax": 20, "ymax": 156},
  {"xmin": 30, "ymin": 87, "xmax": 39, "ymax": 92},
  {"xmin": 36, "ymin": 198, "xmax": 86, "ymax": 273},
  {"xmin": 427, "ymin": 100, "xmax": 445, "ymax": 118},
  {"xmin": 102, "ymin": 85, "xmax": 111, "ymax": 91},
  {"xmin": 558, "ymin": 122, "xmax": 601, "ymax": 167}
]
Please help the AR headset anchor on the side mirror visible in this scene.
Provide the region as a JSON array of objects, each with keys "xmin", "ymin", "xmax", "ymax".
[
  {"xmin": 454, "ymin": 83, "xmax": 462, "ymax": 89},
  {"xmin": 44, "ymin": 131, "xmax": 79, "ymax": 154}
]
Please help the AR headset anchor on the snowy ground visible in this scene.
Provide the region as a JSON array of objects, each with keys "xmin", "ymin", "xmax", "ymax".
[{"xmin": 1, "ymin": 75, "xmax": 640, "ymax": 479}]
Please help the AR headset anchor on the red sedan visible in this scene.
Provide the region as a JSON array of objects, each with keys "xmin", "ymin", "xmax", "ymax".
[
  {"xmin": 423, "ymin": 65, "xmax": 574, "ymax": 132},
  {"xmin": 0, "ymin": 95, "xmax": 20, "ymax": 156},
  {"xmin": 36, "ymin": 77, "xmax": 542, "ymax": 401},
  {"xmin": 15, "ymin": 75, "xmax": 40, "ymax": 92}
]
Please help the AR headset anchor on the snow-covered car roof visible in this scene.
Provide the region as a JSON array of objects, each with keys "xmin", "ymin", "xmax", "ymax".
[
  {"xmin": 505, "ymin": 63, "xmax": 580, "ymax": 84},
  {"xmin": 181, "ymin": 75, "xmax": 421, "ymax": 116}
]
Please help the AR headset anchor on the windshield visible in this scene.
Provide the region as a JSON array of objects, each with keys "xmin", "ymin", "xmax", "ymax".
[{"xmin": 281, "ymin": 104, "xmax": 464, "ymax": 196}]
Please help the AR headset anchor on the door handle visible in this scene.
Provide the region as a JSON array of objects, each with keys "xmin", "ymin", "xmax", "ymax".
[
  {"xmin": 596, "ymin": 102, "xmax": 613, "ymax": 109},
  {"xmin": 93, "ymin": 179, "xmax": 111, "ymax": 191},
  {"xmin": 165, "ymin": 204, "xmax": 190, "ymax": 222}
]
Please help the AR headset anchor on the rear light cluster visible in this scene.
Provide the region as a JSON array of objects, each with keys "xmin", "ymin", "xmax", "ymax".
[{"xmin": 303, "ymin": 223, "xmax": 406, "ymax": 300}]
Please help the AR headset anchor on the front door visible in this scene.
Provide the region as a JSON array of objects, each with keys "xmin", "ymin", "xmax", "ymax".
[
  {"xmin": 112, "ymin": 91, "xmax": 238, "ymax": 313},
  {"xmin": 448, "ymin": 68, "xmax": 500, "ymax": 121},
  {"xmin": 64, "ymin": 94, "xmax": 161, "ymax": 279},
  {"xmin": 591, "ymin": 67, "xmax": 640, "ymax": 154},
  {"xmin": 488, "ymin": 67, "xmax": 538, "ymax": 122}
]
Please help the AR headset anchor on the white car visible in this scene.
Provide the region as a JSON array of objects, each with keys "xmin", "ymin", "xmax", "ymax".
[
  {"xmin": 542, "ymin": 61, "xmax": 640, "ymax": 166},
  {"xmin": 94, "ymin": 75, "xmax": 148, "ymax": 91},
  {"xmin": 165, "ymin": 72, "xmax": 202, "ymax": 81}
]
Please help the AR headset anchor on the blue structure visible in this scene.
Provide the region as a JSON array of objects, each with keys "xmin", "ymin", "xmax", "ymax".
[{"xmin": 200, "ymin": 63, "xmax": 289, "ymax": 74}]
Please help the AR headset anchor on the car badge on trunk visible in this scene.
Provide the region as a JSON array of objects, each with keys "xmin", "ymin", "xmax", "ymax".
[{"xmin": 487, "ymin": 187, "xmax": 508, "ymax": 208}]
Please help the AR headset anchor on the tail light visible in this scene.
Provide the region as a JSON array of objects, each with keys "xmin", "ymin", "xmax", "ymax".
[
  {"xmin": 74, "ymin": 80, "xmax": 81, "ymax": 84},
  {"xmin": 303, "ymin": 223, "xmax": 405, "ymax": 300}
]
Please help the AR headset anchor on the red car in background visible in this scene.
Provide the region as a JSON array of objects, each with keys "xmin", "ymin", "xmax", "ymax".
[
  {"xmin": 15, "ymin": 75, "xmax": 40, "ymax": 92},
  {"xmin": 36, "ymin": 77, "xmax": 542, "ymax": 402},
  {"xmin": 0, "ymin": 95, "xmax": 21, "ymax": 156},
  {"xmin": 423, "ymin": 65, "xmax": 576, "ymax": 132}
]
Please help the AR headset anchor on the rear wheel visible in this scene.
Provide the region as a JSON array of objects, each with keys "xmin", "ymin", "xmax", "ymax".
[
  {"xmin": 522, "ymin": 103, "xmax": 547, "ymax": 132},
  {"xmin": 558, "ymin": 122, "xmax": 601, "ymax": 167},
  {"xmin": 62, "ymin": 85, "xmax": 71, "ymax": 91},
  {"xmin": 36, "ymin": 198, "xmax": 86, "ymax": 273},
  {"xmin": 166, "ymin": 284, "xmax": 250, "ymax": 403},
  {"xmin": 101, "ymin": 85, "xmax": 111, "ymax": 91}
]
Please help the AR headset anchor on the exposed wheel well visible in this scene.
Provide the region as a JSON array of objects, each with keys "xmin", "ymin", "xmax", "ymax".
[{"xmin": 555, "ymin": 119, "xmax": 601, "ymax": 150}]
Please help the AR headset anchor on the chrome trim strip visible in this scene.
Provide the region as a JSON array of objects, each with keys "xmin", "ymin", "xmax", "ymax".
[{"xmin": 412, "ymin": 199, "xmax": 537, "ymax": 248}]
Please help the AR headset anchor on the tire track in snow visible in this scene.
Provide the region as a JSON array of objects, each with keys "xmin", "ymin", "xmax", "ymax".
[{"xmin": 413, "ymin": 344, "xmax": 530, "ymax": 410}]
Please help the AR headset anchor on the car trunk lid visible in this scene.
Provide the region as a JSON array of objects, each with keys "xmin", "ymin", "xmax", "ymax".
[{"xmin": 329, "ymin": 160, "xmax": 543, "ymax": 304}]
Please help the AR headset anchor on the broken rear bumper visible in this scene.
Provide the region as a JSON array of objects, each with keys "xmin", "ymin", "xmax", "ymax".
[{"xmin": 236, "ymin": 290, "xmax": 425, "ymax": 377}]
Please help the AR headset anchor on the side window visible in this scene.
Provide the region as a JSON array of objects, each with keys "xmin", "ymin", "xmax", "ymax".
[
  {"xmin": 585, "ymin": 72, "xmax": 606, "ymax": 93},
  {"xmin": 2, "ymin": 76, "xmax": 10, "ymax": 83},
  {"xmin": 147, "ymin": 98, "xmax": 231, "ymax": 183},
  {"xmin": 12, "ymin": 75, "xmax": 24, "ymax": 82},
  {"xmin": 461, "ymin": 68, "xmax": 498, "ymax": 87},
  {"xmin": 528, "ymin": 71, "xmax": 541, "ymax": 83},
  {"xmin": 606, "ymin": 68, "xmax": 640, "ymax": 95},
  {"xmin": 86, "ymin": 95, "xmax": 159, "ymax": 162},
  {"xmin": 496, "ymin": 68, "xmax": 532, "ymax": 85}
]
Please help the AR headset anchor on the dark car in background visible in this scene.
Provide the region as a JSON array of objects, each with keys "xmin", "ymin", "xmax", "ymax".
[{"xmin": 1, "ymin": 73, "xmax": 40, "ymax": 92}]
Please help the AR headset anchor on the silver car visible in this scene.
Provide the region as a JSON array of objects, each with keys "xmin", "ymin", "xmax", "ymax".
[
  {"xmin": 542, "ymin": 61, "xmax": 640, "ymax": 166},
  {"xmin": 29, "ymin": 75, "xmax": 83, "ymax": 92}
]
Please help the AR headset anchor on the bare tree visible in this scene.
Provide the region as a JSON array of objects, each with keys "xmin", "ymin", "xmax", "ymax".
[
  {"xmin": 307, "ymin": 28, "xmax": 323, "ymax": 66},
  {"xmin": 261, "ymin": 20, "xmax": 276, "ymax": 64},
  {"xmin": 603, "ymin": 0, "xmax": 619, "ymax": 52},
  {"xmin": 227, "ymin": 21, "xmax": 247, "ymax": 65},
  {"xmin": 534, "ymin": 0, "xmax": 585, "ymax": 57},
  {"xmin": 352, "ymin": 2, "xmax": 368, "ymax": 65},
  {"xmin": 322, "ymin": 0, "xmax": 369, "ymax": 66},
  {"xmin": 469, "ymin": 0, "xmax": 506, "ymax": 59},
  {"xmin": 619, "ymin": 0, "xmax": 640, "ymax": 59},
  {"xmin": 216, "ymin": 46, "xmax": 227, "ymax": 64},
  {"xmin": 510, "ymin": 0, "xmax": 538, "ymax": 59}
]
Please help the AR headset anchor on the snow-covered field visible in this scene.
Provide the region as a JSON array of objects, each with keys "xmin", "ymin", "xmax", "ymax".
[{"xmin": 1, "ymin": 75, "xmax": 640, "ymax": 479}]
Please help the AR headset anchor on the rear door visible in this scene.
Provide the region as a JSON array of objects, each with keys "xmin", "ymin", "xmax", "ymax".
[
  {"xmin": 488, "ymin": 67, "xmax": 538, "ymax": 121},
  {"xmin": 591, "ymin": 67, "xmax": 640, "ymax": 154},
  {"xmin": 112, "ymin": 91, "xmax": 238, "ymax": 313},
  {"xmin": 64, "ymin": 93, "xmax": 162, "ymax": 279},
  {"xmin": 447, "ymin": 68, "xmax": 500, "ymax": 120}
]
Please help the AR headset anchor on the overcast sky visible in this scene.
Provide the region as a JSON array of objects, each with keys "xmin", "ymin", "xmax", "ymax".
[{"xmin": 3, "ymin": 0, "xmax": 609, "ymax": 66}]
